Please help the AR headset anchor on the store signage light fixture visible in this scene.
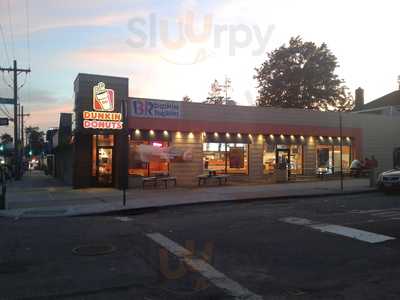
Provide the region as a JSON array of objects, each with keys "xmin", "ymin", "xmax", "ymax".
[{"xmin": 83, "ymin": 82, "xmax": 123, "ymax": 130}]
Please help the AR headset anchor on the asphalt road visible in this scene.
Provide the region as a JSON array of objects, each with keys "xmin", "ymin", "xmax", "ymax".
[{"xmin": 1, "ymin": 192, "xmax": 400, "ymax": 300}]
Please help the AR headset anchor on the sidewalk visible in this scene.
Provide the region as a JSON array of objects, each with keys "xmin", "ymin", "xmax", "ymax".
[{"xmin": 1, "ymin": 171, "xmax": 376, "ymax": 218}]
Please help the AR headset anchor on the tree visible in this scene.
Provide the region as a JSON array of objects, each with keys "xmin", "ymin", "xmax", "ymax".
[
  {"xmin": 25, "ymin": 126, "xmax": 45, "ymax": 155},
  {"xmin": 1, "ymin": 133, "xmax": 13, "ymax": 145},
  {"xmin": 182, "ymin": 95, "xmax": 192, "ymax": 103},
  {"xmin": 204, "ymin": 80, "xmax": 225, "ymax": 104},
  {"xmin": 203, "ymin": 78, "xmax": 237, "ymax": 105},
  {"xmin": 255, "ymin": 36, "xmax": 354, "ymax": 111}
]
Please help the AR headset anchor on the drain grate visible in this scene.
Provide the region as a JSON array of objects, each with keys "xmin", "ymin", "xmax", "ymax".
[{"xmin": 72, "ymin": 244, "xmax": 117, "ymax": 256}]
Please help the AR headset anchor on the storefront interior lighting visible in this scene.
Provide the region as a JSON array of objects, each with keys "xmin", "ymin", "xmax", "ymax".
[
  {"xmin": 226, "ymin": 133, "xmax": 230, "ymax": 138},
  {"xmin": 319, "ymin": 136, "xmax": 324, "ymax": 140},
  {"xmin": 214, "ymin": 132, "xmax": 219, "ymax": 138},
  {"xmin": 270, "ymin": 134, "xmax": 274, "ymax": 139},
  {"xmin": 163, "ymin": 130, "xmax": 169, "ymax": 136},
  {"xmin": 280, "ymin": 134, "xmax": 285, "ymax": 140},
  {"xmin": 135, "ymin": 129, "xmax": 141, "ymax": 135},
  {"xmin": 346, "ymin": 137, "xmax": 351, "ymax": 142},
  {"xmin": 300, "ymin": 136, "xmax": 305, "ymax": 140},
  {"xmin": 188, "ymin": 132, "xmax": 194, "ymax": 139},
  {"xmin": 290, "ymin": 135, "xmax": 295, "ymax": 140},
  {"xmin": 176, "ymin": 131, "xmax": 182, "ymax": 138},
  {"xmin": 237, "ymin": 133, "xmax": 242, "ymax": 138},
  {"xmin": 150, "ymin": 130, "xmax": 155, "ymax": 135}
]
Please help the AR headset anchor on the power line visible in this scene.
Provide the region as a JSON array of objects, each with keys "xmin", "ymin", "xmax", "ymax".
[
  {"xmin": 7, "ymin": 0, "xmax": 16, "ymax": 60},
  {"xmin": 0, "ymin": 24, "xmax": 11, "ymax": 65},
  {"xmin": 25, "ymin": 0, "xmax": 31, "ymax": 68}
]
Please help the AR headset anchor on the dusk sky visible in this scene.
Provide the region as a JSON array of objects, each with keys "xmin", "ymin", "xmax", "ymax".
[{"xmin": 0, "ymin": 0, "xmax": 399, "ymax": 135}]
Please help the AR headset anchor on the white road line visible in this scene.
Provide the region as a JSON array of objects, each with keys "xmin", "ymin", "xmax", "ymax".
[
  {"xmin": 147, "ymin": 232, "xmax": 263, "ymax": 300},
  {"xmin": 281, "ymin": 217, "xmax": 396, "ymax": 244}
]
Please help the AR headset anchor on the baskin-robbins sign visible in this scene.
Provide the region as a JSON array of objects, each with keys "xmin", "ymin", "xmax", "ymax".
[
  {"xmin": 130, "ymin": 99, "xmax": 181, "ymax": 119},
  {"xmin": 83, "ymin": 82, "xmax": 124, "ymax": 130}
]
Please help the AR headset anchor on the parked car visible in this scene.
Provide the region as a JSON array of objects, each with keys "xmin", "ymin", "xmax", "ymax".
[{"xmin": 378, "ymin": 169, "xmax": 400, "ymax": 193}]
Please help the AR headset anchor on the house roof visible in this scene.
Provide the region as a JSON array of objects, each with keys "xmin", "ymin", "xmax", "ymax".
[{"xmin": 358, "ymin": 90, "xmax": 400, "ymax": 111}]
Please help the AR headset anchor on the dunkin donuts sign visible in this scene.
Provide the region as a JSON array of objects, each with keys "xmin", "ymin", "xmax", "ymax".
[{"xmin": 82, "ymin": 82, "xmax": 123, "ymax": 130}]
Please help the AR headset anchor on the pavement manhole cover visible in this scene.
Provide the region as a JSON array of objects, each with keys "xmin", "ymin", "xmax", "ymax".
[
  {"xmin": 23, "ymin": 209, "xmax": 67, "ymax": 216},
  {"xmin": 72, "ymin": 244, "xmax": 117, "ymax": 256}
]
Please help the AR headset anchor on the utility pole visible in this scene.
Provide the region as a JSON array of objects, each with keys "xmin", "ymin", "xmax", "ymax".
[
  {"xmin": 19, "ymin": 106, "xmax": 30, "ymax": 162},
  {"xmin": 0, "ymin": 60, "xmax": 31, "ymax": 180}
]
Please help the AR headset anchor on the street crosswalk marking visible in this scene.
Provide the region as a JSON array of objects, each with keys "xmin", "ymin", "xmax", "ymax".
[
  {"xmin": 147, "ymin": 232, "xmax": 263, "ymax": 300},
  {"xmin": 281, "ymin": 217, "xmax": 396, "ymax": 244}
]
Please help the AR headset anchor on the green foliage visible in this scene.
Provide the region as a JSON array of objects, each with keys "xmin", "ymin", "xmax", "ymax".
[
  {"xmin": 25, "ymin": 126, "xmax": 45, "ymax": 155},
  {"xmin": 255, "ymin": 36, "xmax": 354, "ymax": 111}
]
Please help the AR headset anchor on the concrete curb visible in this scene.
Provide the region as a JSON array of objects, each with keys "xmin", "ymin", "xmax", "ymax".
[
  {"xmin": 89, "ymin": 189, "xmax": 378, "ymax": 217},
  {"xmin": 0, "ymin": 188, "xmax": 377, "ymax": 219}
]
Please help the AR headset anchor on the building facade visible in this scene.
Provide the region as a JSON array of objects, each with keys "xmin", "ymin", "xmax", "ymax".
[{"xmin": 70, "ymin": 74, "xmax": 400, "ymax": 189}]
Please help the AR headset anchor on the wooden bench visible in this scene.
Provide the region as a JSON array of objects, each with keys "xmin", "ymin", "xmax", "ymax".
[
  {"xmin": 198, "ymin": 174, "xmax": 229, "ymax": 186},
  {"xmin": 142, "ymin": 176, "xmax": 177, "ymax": 189},
  {"xmin": 157, "ymin": 177, "xmax": 177, "ymax": 189},
  {"xmin": 142, "ymin": 177, "xmax": 157, "ymax": 189}
]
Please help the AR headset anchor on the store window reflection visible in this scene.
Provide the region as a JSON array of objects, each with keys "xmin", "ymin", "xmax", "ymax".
[{"xmin": 129, "ymin": 140, "xmax": 169, "ymax": 176}]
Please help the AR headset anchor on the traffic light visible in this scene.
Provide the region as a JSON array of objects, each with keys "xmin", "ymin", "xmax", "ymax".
[
  {"xmin": 0, "ymin": 145, "xmax": 3, "ymax": 152},
  {"xmin": 29, "ymin": 150, "xmax": 33, "ymax": 156}
]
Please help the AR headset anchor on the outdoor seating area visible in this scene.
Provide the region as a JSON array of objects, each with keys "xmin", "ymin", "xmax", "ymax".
[
  {"xmin": 142, "ymin": 173, "xmax": 177, "ymax": 189},
  {"xmin": 197, "ymin": 171, "xmax": 230, "ymax": 186}
]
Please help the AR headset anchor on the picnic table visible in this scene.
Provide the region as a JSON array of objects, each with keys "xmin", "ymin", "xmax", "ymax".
[
  {"xmin": 142, "ymin": 173, "xmax": 177, "ymax": 189},
  {"xmin": 197, "ymin": 174, "xmax": 229, "ymax": 186}
]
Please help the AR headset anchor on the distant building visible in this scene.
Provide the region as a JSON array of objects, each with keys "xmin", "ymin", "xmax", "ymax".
[{"xmin": 354, "ymin": 88, "xmax": 400, "ymax": 117}]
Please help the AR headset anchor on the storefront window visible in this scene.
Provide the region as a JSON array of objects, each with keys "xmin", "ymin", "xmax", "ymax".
[
  {"xmin": 263, "ymin": 144, "xmax": 276, "ymax": 174},
  {"xmin": 263, "ymin": 144, "xmax": 303, "ymax": 175},
  {"xmin": 98, "ymin": 135, "xmax": 114, "ymax": 147},
  {"xmin": 92, "ymin": 135, "xmax": 114, "ymax": 186},
  {"xmin": 128, "ymin": 140, "xmax": 169, "ymax": 176},
  {"xmin": 317, "ymin": 145, "xmax": 351, "ymax": 174},
  {"xmin": 227, "ymin": 143, "xmax": 248, "ymax": 175},
  {"xmin": 290, "ymin": 145, "xmax": 303, "ymax": 175},
  {"xmin": 203, "ymin": 143, "xmax": 227, "ymax": 174},
  {"xmin": 203, "ymin": 143, "xmax": 248, "ymax": 175}
]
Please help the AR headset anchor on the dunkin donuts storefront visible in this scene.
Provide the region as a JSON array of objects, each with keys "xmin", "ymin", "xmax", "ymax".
[{"xmin": 71, "ymin": 73, "xmax": 400, "ymax": 189}]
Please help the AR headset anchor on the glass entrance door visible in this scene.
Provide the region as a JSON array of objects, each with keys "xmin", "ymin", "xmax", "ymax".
[
  {"xmin": 276, "ymin": 148, "xmax": 290, "ymax": 176},
  {"xmin": 97, "ymin": 147, "xmax": 113, "ymax": 186}
]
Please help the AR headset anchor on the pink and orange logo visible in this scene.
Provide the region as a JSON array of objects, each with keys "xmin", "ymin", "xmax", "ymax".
[{"xmin": 93, "ymin": 82, "xmax": 115, "ymax": 111}]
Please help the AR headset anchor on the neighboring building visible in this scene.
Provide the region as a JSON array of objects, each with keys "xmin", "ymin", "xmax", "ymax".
[
  {"xmin": 55, "ymin": 73, "xmax": 400, "ymax": 189},
  {"xmin": 49, "ymin": 113, "xmax": 73, "ymax": 184},
  {"xmin": 354, "ymin": 87, "xmax": 400, "ymax": 117}
]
